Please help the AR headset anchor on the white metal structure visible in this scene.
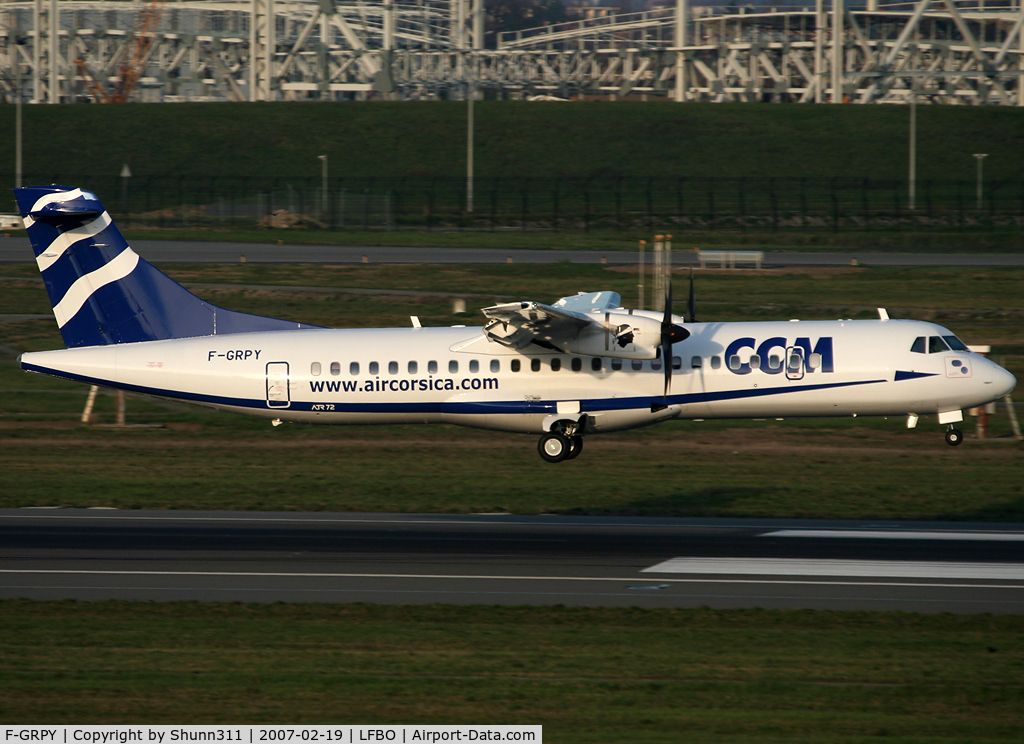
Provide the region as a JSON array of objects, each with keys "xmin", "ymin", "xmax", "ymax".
[
  {"xmin": 14, "ymin": 184, "xmax": 1019, "ymax": 461},
  {"xmin": 1, "ymin": 0, "xmax": 1022, "ymax": 103}
]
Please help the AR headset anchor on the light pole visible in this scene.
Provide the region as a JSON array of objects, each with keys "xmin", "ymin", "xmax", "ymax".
[
  {"xmin": 973, "ymin": 153, "xmax": 988, "ymax": 210},
  {"xmin": 466, "ymin": 78, "xmax": 474, "ymax": 214},
  {"xmin": 318, "ymin": 155, "xmax": 328, "ymax": 216},
  {"xmin": 15, "ymin": 36, "xmax": 25, "ymax": 189},
  {"xmin": 908, "ymin": 88, "xmax": 916, "ymax": 211}
]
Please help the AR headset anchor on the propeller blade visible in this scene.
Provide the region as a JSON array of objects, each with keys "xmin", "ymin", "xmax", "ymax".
[
  {"xmin": 662, "ymin": 279, "xmax": 673, "ymax": 399},
  {"xmin": 687, "ymin": 267, "xmax": 697, "ymax": 324}
]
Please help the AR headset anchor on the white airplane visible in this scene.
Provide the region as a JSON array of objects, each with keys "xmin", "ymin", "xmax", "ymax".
[{"xmin": 14, "ymin": 185, "xmax": 1017, "ymax": 462}]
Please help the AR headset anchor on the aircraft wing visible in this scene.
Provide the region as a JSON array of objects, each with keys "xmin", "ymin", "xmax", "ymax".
[{"xmin": 481, "ymin": 291, "xmax": 623, "ymax": 351}]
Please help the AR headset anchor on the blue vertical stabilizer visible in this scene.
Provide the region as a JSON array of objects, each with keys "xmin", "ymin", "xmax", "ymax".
[{"xmin": 15, "ymin": 185, "xmax": 322, "ymax": 348}]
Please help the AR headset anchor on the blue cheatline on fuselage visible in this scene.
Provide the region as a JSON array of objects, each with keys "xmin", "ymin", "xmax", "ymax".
[{"xmin": 17, "ymin": 357, "xmax": 886, "ymax": 416}]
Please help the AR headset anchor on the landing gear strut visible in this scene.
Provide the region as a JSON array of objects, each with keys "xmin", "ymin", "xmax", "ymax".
[{"xmin": 945, "ymin": 426, "xmax": 964, "ymax": 447}]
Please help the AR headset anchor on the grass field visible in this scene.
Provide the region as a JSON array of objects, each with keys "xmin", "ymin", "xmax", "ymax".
[
  {"xmin": 2, "ymin": 601, "xmax": 1023, "ymax": 742},
  {"xmin": 3, "ymin": 102, "xmax": 1023, "ymax": 184},
  {"xmin": 1, "ymin": 262, "xmax": 1021, "ymax": 517}
]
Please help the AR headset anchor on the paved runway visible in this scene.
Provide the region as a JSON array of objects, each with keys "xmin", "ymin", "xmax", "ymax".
[
  {"xmin": 2, "ymin": 509, "xmax": 1022, "ymax": 613},
  {"xmin": 2, "ymin": 236, "xmax": 1024, "ymax": 266}
]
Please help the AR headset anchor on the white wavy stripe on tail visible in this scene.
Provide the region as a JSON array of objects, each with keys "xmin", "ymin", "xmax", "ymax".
[
  {"xmin": 29, "ymin": 188, "xmax": 86, "ymax": 214},
  {"xmin": 52, "ymin": 248, "xmax": 141, "ymax": 328},
  {"xmin": 36, "ymin": 212, "xmax": 113, "ymax": 272}
]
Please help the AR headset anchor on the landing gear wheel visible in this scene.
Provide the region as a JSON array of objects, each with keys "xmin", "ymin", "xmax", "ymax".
[
  {"xmin": 945, "ymin": 428, "xmax": 964, "ymax": 447},
  {"xmin": 538, "ymin": 432, "xmax": 571, "ymax": 463},
  {"xmin": 564, "ymin": 435, "xmax": 584, "ymax": 461}
]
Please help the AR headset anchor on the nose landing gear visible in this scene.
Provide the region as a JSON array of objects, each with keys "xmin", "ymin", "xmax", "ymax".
[{"xmin": 945, "ymin": 426, "xmax": 964, "ymax": 447}]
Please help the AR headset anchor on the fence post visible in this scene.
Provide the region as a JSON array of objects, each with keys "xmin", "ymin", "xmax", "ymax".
[
  {"xmin": 615, "ymin": 176, "xmax": 622, "ymax": 231},
  {"xmin": 957, "ymin": 179, "xmax": 964, "ymax": 227},
  {"xmin": 738, "ymin": 177, "xmax": 746, "ymax": 232},
  {"xmin": 831, "ymin": 177, "xmax": 839, "ymax": 232},
  {"xmin": 676, "ymin": 176, "xmax": 685, "ymax": 226},
  {"xmin": 490, "ymin": 178, "xmax": 498, "ymax": 232},
  {"xmin": 707, "ymin": 177, "xmax": 715, "ymax": 230},
  {"xmin": 521, "ymin": 177, "xmax": 529, "ymax": 231},
  {"xmin": 799, "ymin": 177, "xmax": 807, "ymax": 229},
  {"xmin": 553, "ymin": 178, "xmax": 560, "ymax": 232},
  {"xmin": 584, "ymin": 187, "xmax": 590, "ymax": 233},
  {"xmin": 647, "ymin": 175, "xmax": 654, "ymax": 232},
  {"xmin": 862, "ymin": 177, "xmax": 869, "ymax": 232}
]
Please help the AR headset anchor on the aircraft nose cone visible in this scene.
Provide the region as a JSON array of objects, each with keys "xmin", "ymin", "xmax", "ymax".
[
  {"xmin": 982, "ymin": 358, "xmax": 1017, "ymax": 400},
  {"xmin": 995, "ymin": 366, "xmax": 1017, "ymax": 399}
]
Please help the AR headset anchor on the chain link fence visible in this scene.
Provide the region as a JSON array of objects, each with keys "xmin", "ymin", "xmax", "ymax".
[{"xmin": 4, "ymin": 175, "xmax": 1024, "ymax": 233}]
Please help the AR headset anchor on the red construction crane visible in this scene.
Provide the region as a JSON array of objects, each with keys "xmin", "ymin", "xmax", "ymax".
[{"xmin": 77, "ymin": 0, "xmax": 168, "ymax": 103}]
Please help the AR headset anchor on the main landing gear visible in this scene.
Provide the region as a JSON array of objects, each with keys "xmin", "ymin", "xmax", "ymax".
[
  {"xmin": 538, "ymin": 419, "xmax": 586, "ymax": 463},
  {"xmin": 538, "ymin": 431, "xmax": 584, "ymax": 463},
  {"xmin": 945, "ymin": 426, "xmax": 964, "ymax": 447}
]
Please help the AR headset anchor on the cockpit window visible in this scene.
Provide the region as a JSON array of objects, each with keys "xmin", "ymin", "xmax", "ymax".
[
  {"xmin": 928, "ymin": 336, "xmax": 950, "ymax": 354},
  {"xmin": 943, "ymin": 335, "xmax": 968, "ymax": 351},
  {"xmin": 910, "ymin": 337, "xmax": 926, "ymax": 354}
]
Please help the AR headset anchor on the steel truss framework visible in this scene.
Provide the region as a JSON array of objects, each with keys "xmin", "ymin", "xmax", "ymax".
[{"xmin": 0, "ymin": 0, "xmax": 1022, "ymax": 104}]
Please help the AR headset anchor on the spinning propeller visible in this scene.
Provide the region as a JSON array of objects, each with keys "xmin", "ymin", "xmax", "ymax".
[{"xmin": 653, "ymin": 275, "xmax": 692, "ymax": 411}]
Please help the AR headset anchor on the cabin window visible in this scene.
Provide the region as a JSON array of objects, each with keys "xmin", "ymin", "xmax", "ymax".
[
  {"xmin": 428, "ymin": 360, "xmax": 438, "ymax": 374},
  {"xmin": 910, "ymin": 337, "xmax": 926, "ymax": 354},
  {"xmin": 749, "ymin": 355, "xmax": 761, "ymax": 370},
  {"xmin": 388, "ymin": 361, "xmax": 398, "ymax": 374},
  {"xmin": 728, "ymin": 355, "xmax": 742, "ymax": 371},
  {"xmin": 511, "ymin": 359, "xmax": 521, "ymax": 372},
  {"xmin": 449, "ymin": 360, "xmax": 459, "ymax": 374},
  {"xmin": 651, "ymin": 358, "xmax": 662, "ymax": 371},
  {"xmin": 350, "ymin": 362, "xmax": 359, "ymax": 375},
  {"xmin": 631, "ymin": 360, "xmax": 643, "ymax": 371},
  {"xmin": 408, "ymin": 361, "xmax": 418, "ymax": 374},
  {"xmin": 788, "ymin": 353, "xmax": 802, "ymax": 371},
  {"xmin": 691, "ymin": 356, "xmax": 702, "ymax": 369},
  {"xmin": 768, "ymin": 354, "xmax": 781, "ymax": 369},
  {"xmin": 369, "ymin": 362, "xmax": 379, "ymax": 375},
  {"xmin": 943, "ymin": 335, "xmax": 968, "ymax": 351},
  {"xmin": 710, "ymin": 356, "xmax": 722, "ymax": 370},
  {"xmin": 550, "ymin": 358, "xmax": 561, "ymax": 372},
  {"xmin": 611, "ymin": 359, "xmax": 623, "ymax": 371},
  {"xmin": 673, "ymin": 356, "xmax": 682, "ymax": 370},
  {"xmin": 571, "ymin": 358, "xmax": 582, "ymax": 372},
  {"xmin": 469, "ymin": 360, "xmax": 480, "ymax": 373},
  {"xmin": 311, "ymin": 362, "xmax": 322, "ymax": 376},
  {"xmin": 928, "ymin": 336, "xmax": 950, "ymax": 354},
  {"xmin": 490, "ymin": 359, "xmax": 500, "ymax": 373},
  {"xmin": 531, "ymin": 358, "xmax": 541, "ymax": 372},
  {"xmin": 330, "ymin": 362, "xmax": 341, "ymax": 376},
  {"xmin": 592, "ymin": 358, "xmax": 602, "ymax": 372}
]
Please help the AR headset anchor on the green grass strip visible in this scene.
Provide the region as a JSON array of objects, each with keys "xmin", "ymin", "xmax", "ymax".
[{"xmin": 1, "ymin": 601, "xmax": 1022, "ymax": 742}]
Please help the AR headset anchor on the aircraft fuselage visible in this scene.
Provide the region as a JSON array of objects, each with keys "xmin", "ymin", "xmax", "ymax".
[{"xmin": 20, "ymin": 317, "xmax": 1015, "ymax": 436}]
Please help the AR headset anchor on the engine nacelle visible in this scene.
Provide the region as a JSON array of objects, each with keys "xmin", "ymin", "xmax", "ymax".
[{"xmin": 560, "ymin": 311, "xmax": 665, "ymax": 360}]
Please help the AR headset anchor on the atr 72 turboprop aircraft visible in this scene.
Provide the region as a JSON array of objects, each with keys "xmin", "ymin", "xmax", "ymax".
[{"xmin": 14, "ymin": 185, "xmax": 1017, "ymax": 462}]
